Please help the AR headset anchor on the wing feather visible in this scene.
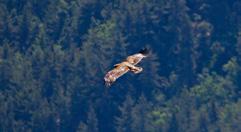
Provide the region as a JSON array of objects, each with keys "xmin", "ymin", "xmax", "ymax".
[
  {"xmin": 104, "ymin": 65, "xmax": 130, "ymax": 87},
  {"xmin": 126, "ymin": 53, "xmax": 146, "ymax": 65}
]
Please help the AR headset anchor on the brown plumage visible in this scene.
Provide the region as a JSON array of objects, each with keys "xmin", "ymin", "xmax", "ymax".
[{"xmin": 104, "ymin": 48, "xmax": 149, "ymax": 87}]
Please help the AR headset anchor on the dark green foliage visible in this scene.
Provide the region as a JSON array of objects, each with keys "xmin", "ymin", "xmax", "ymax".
[
  {"xmin": 116, "ymin": 94, "xmax": 134, "ymax": 132},
  {"xmin": 130, "ymin": 95, "xmax": 154, "ymax": 132},
  {"xmin": 0, "ymin": 0, "xmax": 241, "ymax": 131}
]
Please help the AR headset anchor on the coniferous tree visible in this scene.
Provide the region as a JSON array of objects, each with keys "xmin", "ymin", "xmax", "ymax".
[
  {"xmin": 86, "ymin": 106, "xmax": 99, "ymax": 132},
  {"xmin": 131, "ymin": 94, "xmax": 154, "ymax": 132},
  {"xmin": 115, "ymin": 94, "xmax": 134, "ymax": 132}
]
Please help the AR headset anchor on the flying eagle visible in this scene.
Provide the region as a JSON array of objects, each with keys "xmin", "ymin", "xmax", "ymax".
[{"xmin": 104, "ymin": 48, "xmax": 149, "ymax": 87}]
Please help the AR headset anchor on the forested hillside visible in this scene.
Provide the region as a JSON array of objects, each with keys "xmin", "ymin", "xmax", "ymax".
[{"xmin": 0, "ymin": 0, "xmax": 241, "ymax": 131}]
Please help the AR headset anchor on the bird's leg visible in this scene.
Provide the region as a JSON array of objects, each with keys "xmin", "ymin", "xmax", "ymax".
[
  {"xmin": 122, "ymin": 62, "xmax": 143, "ymax": 74},
  {"xmin": 130, "ymin": 66, "xmax": 143, "ymax": 74}
]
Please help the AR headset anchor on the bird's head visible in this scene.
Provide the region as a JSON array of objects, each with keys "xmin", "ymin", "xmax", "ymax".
[{"xmin": 139, "ymin": 48, "xmax": 149, "ymax": 57}]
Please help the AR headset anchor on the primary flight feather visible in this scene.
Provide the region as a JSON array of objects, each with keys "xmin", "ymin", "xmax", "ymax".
[{"xmin": 104, "ymin": 48, "xmax": 149, "ymax": 87}]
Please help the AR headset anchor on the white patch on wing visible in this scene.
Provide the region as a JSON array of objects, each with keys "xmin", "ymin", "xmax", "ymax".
[
  {"xmin": 121, "ymin": 67, "xmax": 126, "ymax": 71},
  {"xmin": 135, "ymin": 53, "xmax": 146, "ymax": 58}
]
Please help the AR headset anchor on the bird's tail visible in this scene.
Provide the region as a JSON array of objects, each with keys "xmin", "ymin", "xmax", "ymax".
[
  {"xmin": 104, "ymin": 75, "xmax": 113, "ymax": 87},
  {"xmin": 104, "ymin": 80, "xmax": 113, "ymax": 87}
]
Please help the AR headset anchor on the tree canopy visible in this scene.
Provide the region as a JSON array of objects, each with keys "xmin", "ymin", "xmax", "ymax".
[{"xmin": 0, "ymin": 0, "xmax": 241, "ymax": 131}]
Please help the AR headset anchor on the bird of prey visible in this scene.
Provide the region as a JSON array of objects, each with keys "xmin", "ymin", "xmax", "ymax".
[{"xmin": 104, "ymin": 48, "xmax": 149, "ymax": 87}]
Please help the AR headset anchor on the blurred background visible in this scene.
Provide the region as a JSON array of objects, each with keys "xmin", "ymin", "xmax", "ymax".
[{"xmin": 0, "ymin": 0, "xmax": 241, "ymax": 131}]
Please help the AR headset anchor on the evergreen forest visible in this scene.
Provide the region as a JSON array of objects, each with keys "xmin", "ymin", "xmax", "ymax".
[{"xmin": 0, "ymin": 0, "xmax": 241, "ymax": 131}]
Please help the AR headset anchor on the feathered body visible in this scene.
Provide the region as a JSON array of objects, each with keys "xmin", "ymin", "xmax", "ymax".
[{"xmin": 104, "ymin": 48, "xmax": 148, "ymax": 87}]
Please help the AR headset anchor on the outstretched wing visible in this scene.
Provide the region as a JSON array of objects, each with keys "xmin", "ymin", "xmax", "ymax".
[
  {"xmin": 104, "ymin": 48, "xmax": 149, "ymax": 87},
  {"xmin": 104, "ymin": 65, "xmax": 130, "ymax": 87},
  {"xmin": 104, "ymin": 62, "xmax": 144, "ymax": 87},
  {"xmin": 126, "ymin": 48, "xmax": 149, "ymax": 65}
]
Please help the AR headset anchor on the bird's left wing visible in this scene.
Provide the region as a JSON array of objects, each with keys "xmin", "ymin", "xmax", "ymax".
[{"xmin": 104, "ymin": 64, "xmax": 130, "ymax": 87}]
